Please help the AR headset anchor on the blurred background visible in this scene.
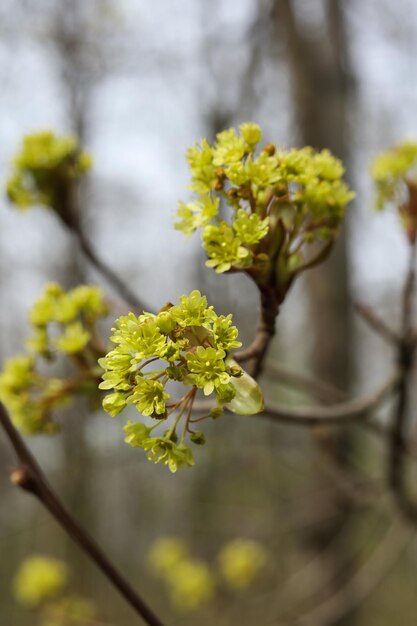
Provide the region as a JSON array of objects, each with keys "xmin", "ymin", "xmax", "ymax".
[{"xmin": 1, "ymin": 0, "xmax": 417, "ymax": 624}]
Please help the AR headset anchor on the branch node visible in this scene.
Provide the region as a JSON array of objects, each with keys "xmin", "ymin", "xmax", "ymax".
[{"xmin": 10, "ymin": 464, "xmax": 39, "ymax": 494}]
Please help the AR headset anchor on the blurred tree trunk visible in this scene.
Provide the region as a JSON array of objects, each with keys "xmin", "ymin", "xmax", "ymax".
[
  {"xmin": 271, "ymin": 0, "xmax": 352, "ymax": 391},
  {"xmin": 271, "ymin": 1, "xmax": 357, "ymax": 624},
  {"xmin": 48, "ymin": 0, "xmax": 95, "ymax": 595}
]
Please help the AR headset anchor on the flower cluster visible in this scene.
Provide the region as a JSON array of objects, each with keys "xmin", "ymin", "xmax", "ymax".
[
  {"xmin": 147, "ymin": 536, "xmax": 268, "ymax": 612},
  {"xmin": 371, "ymin": 141, "xmax": 417, "ymax": 243},
  {"xmin": 99, "ymin": 290, "xmax": 263, "ymax": 472},
  {"xmin": 218, "ymin": 539, "xmax": 268, "ymax": 589},
  {"xmin": 0, "ymin": 283, "xmax": 107, "ymax": 434},
  {"xmin": 14, "ymin": 555, "xmax": 96, "ymax": 625},
  {"xmin": 14, "ymin": 556, "xmax": 69, "ymax": 608},
  {"xmin": 371, "ymin": 141, "xmax": 417, "ymax": 209},
  {"xmin": 148, "ymin": 538, "xmax": 215, "ymax": 612},
  {"xmin": 175, "ymin": 123, "xmax": 354, "ymax": 287},
  {"xmin": 6, "ymin": 131, "xmax": 92, "ymax": 212},
  {"xmin": 28, "ymin": 283, "xmax": 107, "ymax": 356}
]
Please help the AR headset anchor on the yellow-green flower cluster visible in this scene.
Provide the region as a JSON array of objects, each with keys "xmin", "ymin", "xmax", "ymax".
[
  {"xmin": 13, "ymin": 556, "xmax": 69, "ymax": 608},
  {"xmin": 218, "ymin": 539, "xmax": 267, "ymax": 589},
  {"xmin": 99, "ymin": 290, "xmax": 263, "ymax": 472},
  {"xmin": 28, "ymin": 283, "xmax": 107, "ymax": 357},
  {"xmin": 0, "ymin": 356, "xmax": 65, "ymax": 434},
  {"xmin": 176, "ymin": 123, "xmax": 354, "ymax": 284},
  {"xmin": 148, "ymin": 538, "xmax": 215, "ymax": 612},
  {"xmin": 41, "ymin": 595, "xmax": 96, "ymax": 626},
  {"xmin": 371, "ymin": 141, "xmax": 417, "ymax": 210},
  {"xmin": 147, "ymin": 536, "xmax": 268, "ymax": 612},
  {"xmin": 0, "ymin": 283, "xmax": 107, "ymax": 434},
  {"xmin": 14, "ymin": 555, "xmax": 96, "ymax": 626},
  {"xmin": 370, "ymin": 141, "xmax": 417, "ymax": 243},
  {"xmin": 6, "ymin": 131, "xmax": 92, "ymax": 212},
  {"xmin": 147, "ymin": 537, "xmax": 189, "ymax": 576}
]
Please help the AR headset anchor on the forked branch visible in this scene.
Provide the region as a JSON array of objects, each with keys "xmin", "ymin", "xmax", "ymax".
[{"xmin": 0, "ymin": 403, "xmax": 166, "ymax": 626}]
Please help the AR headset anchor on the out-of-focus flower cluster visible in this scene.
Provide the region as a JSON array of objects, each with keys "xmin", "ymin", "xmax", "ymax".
[
  {"xmin": 100, "ymin": 290, "xmax": 263, "ymax": 472},
  {"xmin": 13, "ymin": 555, "xmax": 96, "ymax": 626},
  {"xmin": 371, "ymin": 141, "xmax": 417, "ymax": 243},
  {"xmin": 0, "ymin": 283, "xmax": 107, "ymax": 434},
  {"xmin": 175, "ymin": 123, "xmax": 354, "ymax": 288},
  {"xmin": 14, "ymin": 556, "xmax": 69, "ymax": 608},
  {"xmin": 6, "ymin": 131, "xmax": 92, "ymax": 213},
  {"xmin": 218, "ymin": 539, "xmax": 268, "ymax": 589},
  {"xmin": 147, "ymin": 536, "xmax": 268, "ymax": 612}
]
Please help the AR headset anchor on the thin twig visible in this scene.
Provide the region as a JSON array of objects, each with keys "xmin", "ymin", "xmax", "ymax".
[
  {"xmin": 263, "ymin": 371, "xmax": 399, "ymax": 425},
  {"xmin": 273, "ymin": 516, "xmax": 382, "ymax": 624},
  {"xmin": 291, "ymin": 241, "xmax": 333, "ymax": 277},
  {"xmin": 388, "ymin": 242, "xmax": 417, "ymax": 523},
  {"xmin": 265, "ymin": 363, "xmax": 346, "ymax": 404},
  {"xmin": 0, "ymin": 403, "xmax": 166, "ymax": 626},
  {"xmin": 280, "ymin": 520, "xmax": 413, "ymax": 626},
  {"xmin": 355, "ymin": 302, "xmax": 400, "ymax": 346},
  {"xmin": 361, "ymin": 419, "xmax": 417, "ymax": 461},
  {"xmin": 58, "ymin": 180, "xmax": 151, "ymax": 313},
  {"xmin": 75, "ymin": 228, "xmax": 151, "ymax": 313},
  {"xmin": 193, "ymin": 370, "xmax": 399, "ymax": 425}
]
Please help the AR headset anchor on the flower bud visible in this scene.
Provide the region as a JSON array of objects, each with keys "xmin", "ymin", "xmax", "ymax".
[
  {"xmin": 262, "ymin": 143, "xmax": 276, "ymax": 156},
  {"xmin": 229, "ymin": 365, "xmax": 243, "ymax": 377},
  {"xmin": 190, "ymin": 431, "xmax": 206, "ymax": 445},
  {"xmin": 209, "ymin": 407, "xmax": 223, "ymax": 420}
]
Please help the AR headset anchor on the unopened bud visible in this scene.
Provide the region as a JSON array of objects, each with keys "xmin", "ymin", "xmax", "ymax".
[
  {"xmin": 190, "ymin": 431, "xmax": 206, "ymax": 445},
  {"xmin": 263, "ymin": 143, "xmax": 276, "ymax": 156},
  {"xmin": 209, "ymin": 407, "xmax": 223, "ymax": 420},
  {"xmin": 229, "ymin": 365, "xmax": 243, "ymax": 378},
  {"xmin": 10, "ymin": 466, "xmax": 37, "ymax": 493},
  {"xmin": 227, "ymin": 187, "xmax": 239, "ymax": 199}
]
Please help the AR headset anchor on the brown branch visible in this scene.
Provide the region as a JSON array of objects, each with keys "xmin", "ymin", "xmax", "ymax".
[
  {"xmin": 74, "ymin": 227, "xmax": 151, "ymax": 313},
  {"xmin": 361, "ymin": 419, "xmax": 417, "ymax": 462},
  {"xmin": 355, "ymin": 302, "xmax": 400, "ymax": 346},
  {"xmin": 193, "ymin": 370, "xmax": 400, "ymax": 425},
  {"xmin": 264, "ymin": 363, "xmax": 346, "ymax": 404},
  {"xmin": 262, "ymin": 371, "xmax": 399, "ymax": 425},
  {"xmin": 57, "ymin": 178, "xmax": 151, "ymax": 314},
  {"xmin": 234, "ymin": 287, "xmax": 281, "ymax": 378},
  {"xmin": 281, "ymin": 520, "xmax": 413, "ymax": 626},
  {"xmin": 274, "ymin": 515, "xmax": 382, "ymax": 624},
  {"xmin": 0, "ymin": 403, "xmax": 166, "ymax": 626},
  {"xmin": 388, "ymin": 243, "xmax": 417, "ymax": 524},
  {"xmin": 292, "ymin": 241, "xmax": 333, "ymax": 277}
]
